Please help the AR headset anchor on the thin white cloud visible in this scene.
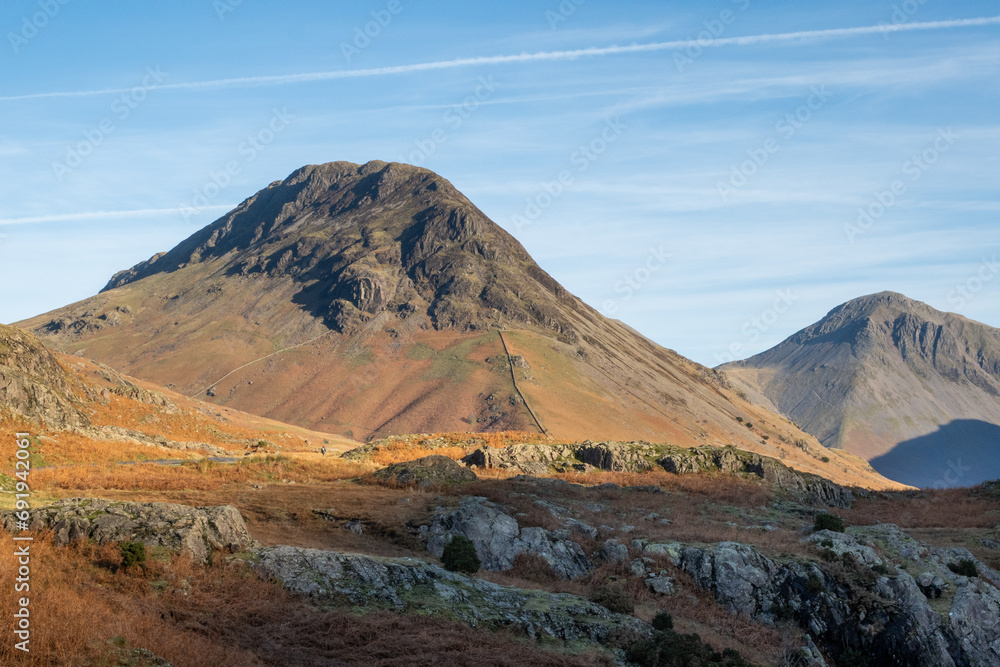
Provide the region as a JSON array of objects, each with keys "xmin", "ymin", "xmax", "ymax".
[
  {"xmin": 0, "ymin": 205, "xmax": 235, "ymax": 226},
  {"xmin": 2, "ymin": 16, "xmax": 997, "ymax": 102}
]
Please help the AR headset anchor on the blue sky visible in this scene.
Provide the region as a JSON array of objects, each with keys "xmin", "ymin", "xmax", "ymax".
[{"xmin": 1, "ymin": 0, "xmax": 997, "ymax": 367}]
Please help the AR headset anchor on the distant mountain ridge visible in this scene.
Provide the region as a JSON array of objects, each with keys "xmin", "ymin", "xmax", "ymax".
[{"xmin": 721, "ymin": 291, "xmax": 1000, "ymax": 487}]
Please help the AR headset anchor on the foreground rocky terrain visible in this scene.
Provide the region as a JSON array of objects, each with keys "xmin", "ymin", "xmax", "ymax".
[{"xmin": 4, "ymin": 465, "xmax": 999, "ymax": 666}]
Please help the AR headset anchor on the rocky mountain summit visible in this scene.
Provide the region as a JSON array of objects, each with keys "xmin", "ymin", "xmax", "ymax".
[
  {"xmin": 100, "ymin": 160, "xmax": 576, "ymax": 336},
  {"xmin": 722, "ymin": 292, "xmax": 1000, "ymax": 487}
]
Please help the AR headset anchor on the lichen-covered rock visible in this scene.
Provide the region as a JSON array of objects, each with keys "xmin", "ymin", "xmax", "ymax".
[
  {"xmin": 424, "ymin": 496, "xmax": 592, "ymax": 579},
  {"xmin": 575, "ymin": 441, "xmax": 658, "ymax": 472},
  {"xmin": 461, "ymin": 443, "xmax": 578, "ymax": 474},
  {"xmin": 599, "ymin": 539, "xmax": 628, "ymax": 564},
  {"xmin": 949, "ymin": 577, "xmax": 1000, "ymax": 665},
  {"xmin": 369, "ymin": 454, "xmax": 478, "ymax": 487},
  {"xmin": 464, "ymin": 441, "xmax": 853, "ymax": 507},
  {"xmin": 646, "ymin": 575, "xmax": 676, "ymax": 596},
  {"xmin": 1, "ymin": 498, "xmax": 257, "ymax": 563},
  {"xmin": 250, "ymin": 545, "xmax": 653, "ymax": 647},
  {"xmin": 807, "ymin": 529, "xmax": 883, "ymax": 567},
  {"xmin": 658, "ymin": 445, "xmax": 854, "ymax": 508},
  {"xmin": 672, "ymin": 528, "xmax": 1000, "ymax": 667}
]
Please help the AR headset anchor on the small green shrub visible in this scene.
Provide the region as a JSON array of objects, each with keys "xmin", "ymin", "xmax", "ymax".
[
  {"xmin": 651, "ymin": 611, "xmax": 673, "ymax": 631},
  {"xmin": 744, "ymin": 422, "xmax": 754, "ymax": 429},
  {"xmin": 821, "ymin": 456, "xmax": 831, "ymax": 463},
  {"xmin": 838, "ymin": 647, "xmax": 870, "ymax": 667},
  {"xmin": 441, "ymin": 535, "xmax": 480, "ymax": 574},
  {"xmin": 120, "ymin": 541, "xmax": 146, "ymax": 570},
  {"xmin": 820, "ymin": 538, "xmax": 834, "ymax": 548},
  {"xmin": 948, "ymin": 559, "xmax": 978, "ymax": 577},
  {"xmin": 627, "ymin": 628, "xmax": 756, "ymax": 666},
  {"xmin": 813, "ymin": 512, "xmax": 846, "ymax": 533},
  {"xmin": 589, "ymin": 583, "xmax": 634, "ymax": 615},
  {"xmin": 804, "ymin": 574, "xmax": 824, "ymax": 593},
  {"xmin": 872, "ymin": 563, "xmax": 889, "ymax": 575}
]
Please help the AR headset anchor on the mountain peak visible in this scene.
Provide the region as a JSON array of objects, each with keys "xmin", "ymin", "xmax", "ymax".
[
  {"xmin": 99, "ymin": 160, "xmax": 571, "ymax": 335},
  {"xmin": 722, "ymin": 292, "xmax": 1000, "ymax": 487}
]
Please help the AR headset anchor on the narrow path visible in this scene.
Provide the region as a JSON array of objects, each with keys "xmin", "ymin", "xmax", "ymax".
[
  {"xmin": 6, "ymin": 456, "xmax": 242, "ymax": 475},
  {"xmin": 497, "ymin": 330, "xmax": 547, "ymax": 436},
  {"xmin": 189, "ymin": 330, "xmax": 335, "ymax": 398}
]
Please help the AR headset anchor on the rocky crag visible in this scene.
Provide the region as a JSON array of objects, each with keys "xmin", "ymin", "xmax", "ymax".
[{"xmin": 462, "ymin": 441, "xmax": 856, "ymax": 507}]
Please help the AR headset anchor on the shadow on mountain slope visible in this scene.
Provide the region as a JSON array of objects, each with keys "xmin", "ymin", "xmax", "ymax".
[{"xmin": 869, "ymin": 419, "xmax": 1000, "ymax": 488}]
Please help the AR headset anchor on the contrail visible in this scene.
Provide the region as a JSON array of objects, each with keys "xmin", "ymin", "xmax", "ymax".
[
  {"xmin": 2, "ymin": 16, "xmax": 997, "ymax": 102},
  {"xmin": 0, "ymin": 205, "xmax": 235, "ymax": 226}
]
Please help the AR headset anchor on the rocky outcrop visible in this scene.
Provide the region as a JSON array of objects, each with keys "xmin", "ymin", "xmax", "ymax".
[
  {"xmin": 78, "ymin": 425, "xmax": 237, "ymax": 457},
  {"xmin": 0, "ymin": 323, "xmax": 88, "ymax": 427},
  {"xmin": 422, "ymin": 496, "xmax": 592, "ymax": 579},
  {"xmin": 658, "ymin": 445, "xmax": 854, "ymax": 508},
  {"xmin": 463, "ymin": 441, "xmax": 854, "ymax": 507},
  {"xmin": 251, "ymin": 545, "xmax": 653, "ymax": 646},
  {"xmin": 461, "ymin": 443, "xmax": 579, "ymax": 475},
  {"xmin": 368, "ymin": 454, "xmax": 478, "ymax": 487},
  {"xmin": 1, "ymin": 498, "xmax": 257, "ymax": 563},
  {"xmin": 639, "ymin": 525, "xmax": 1000, "ymax": 666}
]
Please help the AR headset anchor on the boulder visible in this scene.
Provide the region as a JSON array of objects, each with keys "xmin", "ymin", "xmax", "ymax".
[
  {"xmin": 424, "ymin": 497, "xmax": 591, "ymax": 579},
  {"xmin": 1, "ymin": 498, "xmax": 256, "ymax": 563},
  {"xmin": 461, "ymin": 443, "xmax": 577, "ymax": 474},
  {"xmin": 646, "ymin": 575, "xmax": 677, "ymax": 596},
  {"xmin": 599, "ymin": 539, "xmax": 628, "ymax": 565},
  {"xmin": 369, "ymin": 454, "xmax": 478, "ymax": 487},
  {"xmin": 807, "ymin": 529, "xmax": 884, "ymax": 567},
  {"xmin": 575, "ymin": 441, "xmax": 657, "ymax": 471}
]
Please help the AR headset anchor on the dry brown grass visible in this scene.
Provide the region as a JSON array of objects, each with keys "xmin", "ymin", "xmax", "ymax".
[
  {"xmin": 551, "ymin": 470, "xmax": 777, "ymax": 509},
  {"xmin": 0, "ymin": 531, "xmax": 607, "ymax": 666},
  {"xmin": 844, "ymin": 488, "xmax": 1000, "ymax": 530},
  {"xmin": 32, "ymin": 456, "xmax": 373, "ymax": 494},
  {"xmin": 371, "ymin": 443, "xmax": 469, "ymax": 465}
]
